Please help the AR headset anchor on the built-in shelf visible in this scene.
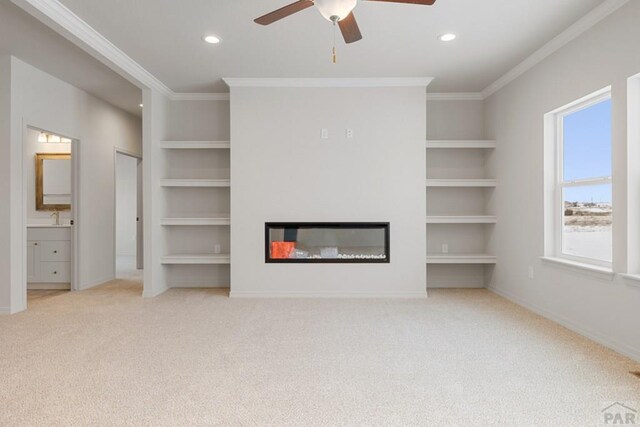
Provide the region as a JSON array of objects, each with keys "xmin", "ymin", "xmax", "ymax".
[
  {"xmin": 426, "ymin": 179, "xmax": 496, "ymax": 187},
  {"xmin": 160, "ymin": 179, "xmax": 231, "ymax": 188},
  {"xmin": 161, "ymin": 141, "xmax": 231, "ymax": 149},
  {"xmin": 161, "ymin": 254, "xmax": 231, "ymax": 265},
  {"xmin": 426, "ymin": 140, "xmax": 496, "ymax": 149},
  {"xmin": 426, "ymin": 216, "xmax": 497, "ymax": 224},
  {"xmin": 160, "ymin": 217, "xmax": 230, "ymax": 226},
  {"xmin": 426, "ymin": 254, "xmax": 497, "ymax": 264}
]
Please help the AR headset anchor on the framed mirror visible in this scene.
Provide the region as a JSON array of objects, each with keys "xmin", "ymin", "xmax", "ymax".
[{"xmin": 35, "ymin": 153, "xmax": 71, "ymax": 211}]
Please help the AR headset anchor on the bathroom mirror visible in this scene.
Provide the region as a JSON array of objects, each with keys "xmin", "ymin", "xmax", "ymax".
[{"xmin": 35, "ymin": 153, "xmax": 71, "ymax": 211}]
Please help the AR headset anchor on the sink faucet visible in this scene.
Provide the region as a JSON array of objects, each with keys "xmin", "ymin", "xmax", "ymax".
[{"xmin": 51, "ymin": 211, "xmax": 60, "ymax": 226}]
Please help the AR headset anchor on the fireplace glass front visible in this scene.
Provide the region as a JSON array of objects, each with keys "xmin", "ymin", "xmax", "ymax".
[{"xmin": 265, "ymin": 222, "xmax": 390, "ymax": 263}]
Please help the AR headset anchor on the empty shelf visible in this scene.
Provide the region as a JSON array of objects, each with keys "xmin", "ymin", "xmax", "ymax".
[
  {"xmin": 426, "ymin": 140, "xmax": 496, "ymax": 149},
  {"xmin": 426, "ymin": 254, "xmax": 497, "ymax": 264},
  {"xmin": 426, "ymin": 216, "xmax": 497, "ymax": 224},
  {"xmin": 161, "ymin": 254, "xmax": 231, "ymax": 265},
  {"xmin": 160, "ymin": 217, "xmax": 231, "ymax": 226},
  {"xmin": 426, "ymin": 179, "xmax": 496, "ymax": 187},
  {"xmin": 161, "ymin": 141, "xmax": 231, "ymax": 149},
  {"xmin": 160, "ymin": 179, "xmax": 230, "ymax": 187}
]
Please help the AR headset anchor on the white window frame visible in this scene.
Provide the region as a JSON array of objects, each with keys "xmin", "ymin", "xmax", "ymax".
[{"xmin": 549, "ymin": 88, "xmax": 613, "ymax": 268}]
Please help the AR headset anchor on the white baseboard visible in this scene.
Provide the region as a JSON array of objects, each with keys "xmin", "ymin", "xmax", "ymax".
[
  {"xmin": 28, "ymin": 283, "xmax": 71, "ymax": 290},
  {"xmin": 230, "ymin": 291, "xmax": 428, "ymax": 299},
  {"xmin": 0, "ymin": 306, "xmax": 11, "ymax": 314},
  {"xmin": 79, "ymin": 275, "xmax": 115, "ymax": 291},
  {"xmin": 488, "ymin": 285, "xmax": 640, "ymax": 363},
  {"xmin": 142, "ymin": 285, "xmax": 169, "ymax": 298},
  {"xmin": 169, "ymin": 282, "xmax": 229, "ymax": 289}
]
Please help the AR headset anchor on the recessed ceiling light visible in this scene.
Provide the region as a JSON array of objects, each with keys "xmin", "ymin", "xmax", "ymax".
[
  {"xmin": 139, "ymin": 104, "xmax": 143, "ymax": 108},
  {"xmin": 203, "ymin": 35, "xmax": 222, "ymax": 44},
  {"xmin": 439, "ymin": 33, "xmax": 457, "ymax": 42}
]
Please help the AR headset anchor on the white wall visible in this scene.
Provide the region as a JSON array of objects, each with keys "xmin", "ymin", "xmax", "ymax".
[
  {"xmin": 24, "ymin": 128, "xmax": 71, "ymax": 224},
  {"xmin": 116, "ymin": 152, "xmax": 137, "ymax": 257},
  {"xmin": 484, "ymin": 1, "xmax": 640, "ymax": 362},
  {"xmin": 0, "ymin": 56, "xmax": 141, "ymax": 313},
  {"xmin": 230, "ymin": 85, "xmax": 427, "ymax": 297},
  {"xmin": 0, "ymin": 55, "xmax": 12, "ymax": 312}
]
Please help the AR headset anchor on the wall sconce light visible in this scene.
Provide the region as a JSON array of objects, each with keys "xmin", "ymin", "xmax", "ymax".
[{"xmin": 38, "ymin": 132, "xmax": 71, "ymax": 143}]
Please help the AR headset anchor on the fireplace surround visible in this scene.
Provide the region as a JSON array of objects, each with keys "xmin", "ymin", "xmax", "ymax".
[{"xmin": 265, "ymin": 222, "xmax": 390, "ymax": 263}]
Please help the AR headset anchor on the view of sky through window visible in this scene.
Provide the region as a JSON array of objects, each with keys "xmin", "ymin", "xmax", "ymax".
[{"xmin": 562, "ymin": 98, "xmax": 612, "ymax": 202}]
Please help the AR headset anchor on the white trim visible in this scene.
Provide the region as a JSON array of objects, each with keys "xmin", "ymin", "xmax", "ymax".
[
  {"xmin": 11, "ymin": 0, "xmax": 173, "ymax": 97},
  {"xmin": 27, "ymin": 283, "xmax": 71, "ymax": 290},
  {"xmin": 230, "ymin": 291, "xmax": 428, "ymax": 299},
  {"xmin": 223, "ymin": 77, "xmax": 434, "ymax": 88},
  {"xmin": 427, "ymin": 93, "xmax": 483, "ymax": 101},
  {"xmin": 0, "ymin": 307, "xmax": 11, "ymax": 314},
  {"xmin": 11, "ymin": 0, "xmax": 231, "ymax": 102},
  {"xmin": 482, "ymin": 0, "xmax": 630, "ymax": 99},
  {"xmin": 169, "ymin": 282, "xmax": 230, "ymax": 289},
  {"xmin": 540, "ymin": 256, "xmax": 615, "ymax": 280},
  {"xmin": 171, "ymin": 93, "xmax": 230, "ymax": 101},
  {"xmin": 620, "ymin": 274, "xmax": 640, "ymax": 288},
  {"xmin": 113, "ymin": 148, "xmax": 143, "ymax": 280},
  {"xmin": 79, "ymin": 274, "xmax": 115, "ymax": 290},
  {"xmin": 488, "ymin": 285, "xmax": 640, "ymax": 363}
]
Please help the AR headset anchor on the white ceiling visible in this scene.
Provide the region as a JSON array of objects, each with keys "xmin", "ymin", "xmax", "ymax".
[
  {"xmin": 55, "ymin": 0, "xmax": 603, "ymax": 93},
  {"xmin": 0, "ymin": 1, "xmax": 141, "ymax": 116}
]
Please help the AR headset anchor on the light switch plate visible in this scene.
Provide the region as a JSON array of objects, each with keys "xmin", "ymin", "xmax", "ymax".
[{"xmin": 321, "ymin": 128, "xmax": 329, "ymax": 139}]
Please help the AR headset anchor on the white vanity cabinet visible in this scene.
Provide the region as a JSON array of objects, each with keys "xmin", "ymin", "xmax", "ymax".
[{"xmin": 27, "ymin": 226, "xmax": 71, "ymax": 289}]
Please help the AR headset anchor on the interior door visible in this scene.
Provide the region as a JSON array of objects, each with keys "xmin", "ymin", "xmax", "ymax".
[{"xmin": 136, "ymin": 158, "xmax": 143, "ymax": 270}]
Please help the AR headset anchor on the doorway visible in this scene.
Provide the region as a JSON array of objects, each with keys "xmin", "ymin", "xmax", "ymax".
[
  {"xmin": 24, "ymin": 127, "xmax": 78, "ymax": 297},
  {"xmin": 115, "ymin": 150, "xmax": 143, "ymax": 280}
]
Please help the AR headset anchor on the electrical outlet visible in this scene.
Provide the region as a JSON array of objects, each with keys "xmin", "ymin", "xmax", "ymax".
[
  {"xmin": 528, "ymin": 266, "xmax": 534, "ymax": 279},
  {"xmin": 321, "ymin": 128, "xmax": 329, "ymax": 139},
  {"xmin": 442, "ymin": 244, "xmax": 449, "ymax": 254},
  {"xmin": 346, "ymin": 128, "xmax": 354, "ymax": 138}
]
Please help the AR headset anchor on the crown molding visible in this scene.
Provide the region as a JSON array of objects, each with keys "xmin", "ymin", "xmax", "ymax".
[
  {"xmin": 481, "ymin": 0, "xmax": 630, "ymax": 99},
  {"xmin": 11, "ymin": 0, "xmax": 231, "ymax": 102},
  {"xmin": 427, "ymin": 93, "xmax": 483, "ymax": 101},
  {"xmin": 223, "ymin": 77, "xmax": 434, "ymax": 88},
  {"xmin": 171, "ymin": 93, "xmax": 230, "ymax": 101},
  {"xmin": 11, "ymin": 0, "xmax": 174, "ymax": 98}
]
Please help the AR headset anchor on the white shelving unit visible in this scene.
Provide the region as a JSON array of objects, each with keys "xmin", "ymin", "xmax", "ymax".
[
  {"xmin": 426, "ymin": 139, "xmax": 497, "ymax": 287},
  {"xmin": 160, "ymin": 178, "xmax": 231, "ymax": 187},
  {"xmin": 426, "ymin": 140, "xmax": 496, "ymax": 149},
  {"xmin": 426, "ymin": 254, "xmax": 497, "ymax": 264},
  {"xmin": 160, "ymin": 141, "xmax": 231, "ymax": 149},
  {"xmin": 161, "ymin": 133, "xmax": 231, "ymax": 285},
  {"xmin": 426, "ymin": 216, "xmax": 497, "ymax": 224},
  {"xmin": 161, "ymin": 254, "xmax": 231, "ymax": 265},
  {"xmin": 426, "ymin": 179, "xmax": 496, "ymax": 187},
  {"xmin": 161, "ymin": 217, "xmax": 231, "ymax": 226}
]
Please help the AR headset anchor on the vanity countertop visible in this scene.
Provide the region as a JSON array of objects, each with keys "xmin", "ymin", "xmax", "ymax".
[{"xmin": 27, "ymin": 224, "xmax": 71, "ymax": 228}]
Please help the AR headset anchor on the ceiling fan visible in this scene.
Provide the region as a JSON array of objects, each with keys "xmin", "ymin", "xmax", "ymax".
[{"xmin": 254, "ymin": 0, "xmax": 437, "ymax": 44}]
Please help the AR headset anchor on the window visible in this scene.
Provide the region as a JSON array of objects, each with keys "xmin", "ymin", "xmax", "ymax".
[{"xmin": 547, "ymin": 89, "xmax": 612, "ymax": 267}]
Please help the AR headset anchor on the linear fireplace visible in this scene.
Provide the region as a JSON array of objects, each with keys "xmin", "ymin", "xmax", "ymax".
[{"xmin": 265, "ymin": 222, "xmax": 390, "ymax": 264}]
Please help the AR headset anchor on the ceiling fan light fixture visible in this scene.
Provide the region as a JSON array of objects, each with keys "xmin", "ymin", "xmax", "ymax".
[{"xmin": 314, "ymin": 0, "xmax": 357, "ymax": 22}]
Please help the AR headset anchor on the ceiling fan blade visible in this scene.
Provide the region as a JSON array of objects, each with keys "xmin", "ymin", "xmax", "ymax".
[
  {"xmin": 254, "ymin": 0, "xmax": 314, "ymax": 25},
  {"xmin": 338, "ymin": 12, "xmax": 363, "ymax": 44},
  {"xmin": 365, "ymin": 0, "xmax": 436, "ymax": 5}
]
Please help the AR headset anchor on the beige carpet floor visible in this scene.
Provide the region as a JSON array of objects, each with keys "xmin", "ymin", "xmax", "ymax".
[{"xmin": 1, "ymin": 280, "xmax": 639, "ymax": 426}]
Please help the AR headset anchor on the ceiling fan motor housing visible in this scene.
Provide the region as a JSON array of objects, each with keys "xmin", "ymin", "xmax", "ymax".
[{"xmin": 314, "ymin": 0, "xmax": 358, "ymax": 21}]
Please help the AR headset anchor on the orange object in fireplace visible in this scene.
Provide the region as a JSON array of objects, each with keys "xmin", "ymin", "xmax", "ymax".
[{"xmin": 271, "ymin": 242, "xmax": 296, "ymax": 259}]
